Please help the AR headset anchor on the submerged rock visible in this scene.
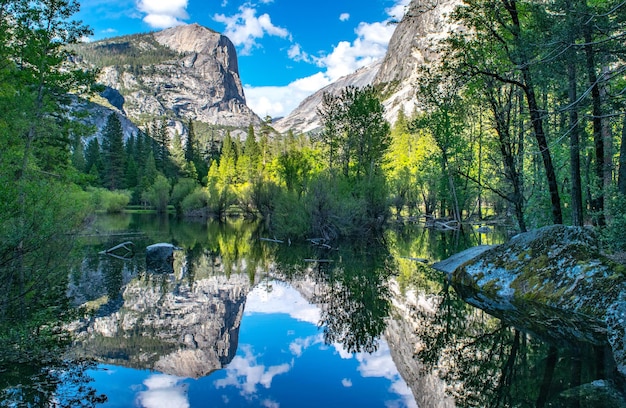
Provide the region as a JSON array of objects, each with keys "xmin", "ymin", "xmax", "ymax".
[{"xmin": 551, "ymin": 380, "xmax": 626, "ymax": 408}]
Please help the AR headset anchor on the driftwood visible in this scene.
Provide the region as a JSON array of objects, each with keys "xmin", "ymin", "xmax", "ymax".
[
  {"xmin": 401, "ymin": 257, "xmax": 429, "ymax": 263},
  {"xmin": 99, "ymin": 241, "xmax": 135, "ymax": 258},
  {"xmin": 435, "ymin": 220, "xmax": 460, "ymax": 231},
  {"xmin": 307, "ymin": 238, "xmax": 333, "ymax": 250},
  {"xmin": 261, "ymin": 237, "xmax": 284, "ymax": 244}
]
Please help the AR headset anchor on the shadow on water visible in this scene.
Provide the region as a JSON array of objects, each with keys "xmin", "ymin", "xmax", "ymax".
[{"xmin": 3, "ymin": 213, "xmax": 625, "ymax": 406}]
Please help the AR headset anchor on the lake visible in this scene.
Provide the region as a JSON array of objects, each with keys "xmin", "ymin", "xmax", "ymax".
[{"xmin": 3, "ymin": 213, "xmax": 625, "ymax": 407}]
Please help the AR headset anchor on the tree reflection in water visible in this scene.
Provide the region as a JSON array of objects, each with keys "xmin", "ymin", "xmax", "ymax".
[
  {"xmin": 313, "ymin": 245, "xmax": 392, "ymax": 353},
  {"xmin": 272, "ymin": 241, "xmax": 393, "ymax": 354},
  {"xmin": 412, "ymin": 281, "xmax": 620, "ymax": 407}
]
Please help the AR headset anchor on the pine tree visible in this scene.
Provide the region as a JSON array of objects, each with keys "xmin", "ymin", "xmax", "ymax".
[{"xmin": 101, "ymin": 113, "xmax": 126, "ymax": 190}]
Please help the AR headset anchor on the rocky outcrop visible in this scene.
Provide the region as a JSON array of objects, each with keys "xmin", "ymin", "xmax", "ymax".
[
  {"xmin": 69, "ymin": 97, "xmax": 140, "ymax": 141},
  {"xmin": 374, "ymin": 0, "xmax": 461, "ymax": 122},
  {"xmin": 72, "ymin": 273, "xmax": 251, "ymax": 378},
  {"xmin": 385, "ymin": 279, "xmax": 456, "ymax": 408},
  {"xmin": 73, "ymin": 23, "xmax": 260, "ymax": 131}
]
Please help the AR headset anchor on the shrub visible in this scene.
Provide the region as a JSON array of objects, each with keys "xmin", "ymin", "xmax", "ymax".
[
  {"xmin": 181, "ymin": 188, "xmax": 209, "ymax": 215},
  {"xmin": 142, "ymin": 175, "xmax": 171, "ymax": 213},
  {"xmin": 87, "ymin": 188, "xmax": 130, "ymax": 213}
]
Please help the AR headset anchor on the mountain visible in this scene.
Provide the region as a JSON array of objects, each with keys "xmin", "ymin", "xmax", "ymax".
[
  {"xmin": 274, "ymin": 0, "xmax": 461, "ymax": 134},
  {"xmin": 72, "ymin": 23, "xmax": 260, "ymax": 136},
  {"xmin": 273, "ymin": 61, "xmax": 381, "ymax": 134},
  {"xmin": 374, "ymin": 0, "xmax": 461, "ymax": 122}
]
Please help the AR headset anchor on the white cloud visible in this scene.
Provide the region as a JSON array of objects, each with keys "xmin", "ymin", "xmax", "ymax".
[
  {"xmin": 214, "ymin": 345, "xmax": 291, "ymax": 396},
  {"xmin": 288, "ymin": 43, "xmax": 312, "ymax": 63},
  {"xmin": 245, "ymin": 280, "xmax": 321, "ymax": 323},
  {"xmin": 386, "ymin": 0, "xmax": 411, "ymax": 22},
  {"xmin": 249, "ymin": 0, "xmax": 408, "ymax": 119},
  {"xmin": 136, "ymin": 0, "xmax": 189, "ymax": 29},
  {"xmin": 244, "ymin": 72, "xmax": 331, "ymax": 118},
  {"xmin": 342, "ymin": 378, "xmax": 353, "ymax": 387},
  {"xmin": 319, "ymin": 21, "xmax": 395, "ymax": 81},
  {"xmin": 214, "ymin": 6, "xmax": 290, "ymax": 55},
  {"xmin": 136, "ymin": 374, "xmax": 189, "ymax": 408},
  {"xmin": 339, "ymin": 13, "xmax": 350, "ymax": 22},
  {"xmin": 289, "ymin": 333, "xmax": 324, "ymax": 357}
]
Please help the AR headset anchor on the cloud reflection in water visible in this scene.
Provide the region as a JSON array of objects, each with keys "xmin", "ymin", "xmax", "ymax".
[{"xmin": 136, "ymin": 374, "xmax": 189, "ymax": 408}]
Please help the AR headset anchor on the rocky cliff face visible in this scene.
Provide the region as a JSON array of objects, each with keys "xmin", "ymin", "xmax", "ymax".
[
  {"xmin": 374, "ymin": 0, "xmax": 461, "ymax": 122},
  {"xmin": 275, "ymin": 0, "xmax": 461, "ymax": 134},
  {"xmin": 74, "ymin": 23, "xmax": 260, "ymax": 132}
]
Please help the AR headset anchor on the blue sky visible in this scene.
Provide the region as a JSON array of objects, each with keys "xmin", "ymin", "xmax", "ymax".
[{"xmin": 76, "ymin": 0, "xmax": 410, "ymax": 118}]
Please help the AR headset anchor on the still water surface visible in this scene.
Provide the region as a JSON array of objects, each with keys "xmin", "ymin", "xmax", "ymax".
[{"xmin": 13, "ymin": 214, "xmax": 626, "ymax": 407}]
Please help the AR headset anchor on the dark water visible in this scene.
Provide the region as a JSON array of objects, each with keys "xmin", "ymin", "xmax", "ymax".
[{"xmin": 3, "ymin": 214, "xmax": 625, "ymax": 407}]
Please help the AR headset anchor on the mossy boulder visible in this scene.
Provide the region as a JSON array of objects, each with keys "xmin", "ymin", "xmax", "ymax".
[
  {"xmin": 452, "ymin": 225, "xmax": 625, "ymax": 320},
  {"xmin": 450, "ymin": 225, "xmax": 626, "ymax": 370}
]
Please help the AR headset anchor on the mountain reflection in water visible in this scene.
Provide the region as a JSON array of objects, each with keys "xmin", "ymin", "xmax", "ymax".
[
  {"xmin": 15, "ymin": 214, "xmax": 623, "ymax": 407},
  {"xmin": 77, "ymin": 279, "xmax": 416, "ymax": 407}
]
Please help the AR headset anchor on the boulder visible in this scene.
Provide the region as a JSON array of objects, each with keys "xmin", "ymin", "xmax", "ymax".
[
  {"xmin": 146, "ymin": 243, "xmax": 180, "ymax": 274},
  {"xmin": 447, "ymin": 225, "xmax": 626, "ymax": 372},
  {"xmin": 451, "ymin": 225, "xmax": 625, "ymax": 319}
]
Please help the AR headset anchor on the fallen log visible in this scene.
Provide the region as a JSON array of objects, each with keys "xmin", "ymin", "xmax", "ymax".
[{"xmin": 99, "ymin": 241, "xmax": 135, "ymax": 258}]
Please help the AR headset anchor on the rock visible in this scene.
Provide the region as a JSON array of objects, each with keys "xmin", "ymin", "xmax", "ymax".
[
  {"xmin": 273, "ymin": 61, "xmax": 382, "ymax": 134},
  {"xmin": 551, "ymin": 380, "xmax": 626, "ymax": 408},
  {"xmin": 431, "ymin": 245, "xmax": 494, "ymax": 274},
  {"xmin": 449, "ymin": 225, "xmax": 626, "ymax": 371},
  {"xmin": 606, "ymin": 294, "xmax": 626, "ymax": 376},
  {"xmin": 146, "ymin": 243, "xmax": 180, "ymax": 274},
  {"xmin": 274, "ymin": 0, "xmax": 462, "ymax": 134},
  {"xmin": 71, "ymin": 23, "xmax": 260, "ymax": 132},
  {"xmin": 452, "ymin": 225, "xmax": 625, "ymax": 319}
]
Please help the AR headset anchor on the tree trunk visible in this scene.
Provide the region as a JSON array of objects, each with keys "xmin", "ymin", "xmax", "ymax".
[
  {"xmin": 505, "ymin": 0, "xmax": 563, "ymax": 225},
  {"xmin": 583, "ymin": 22, "xmax": 606, "ymax": 225},
  {"xmin": 568, "ymin": 58, "xmax": 584, "ymax": 226},
  {"xmin": 618, "ymin": 114, "xmax": 626, "ymax": 195}
]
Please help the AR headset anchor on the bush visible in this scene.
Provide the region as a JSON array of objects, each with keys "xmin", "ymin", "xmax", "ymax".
[
  {"xmin": 171, "ymin": 178, "xmax": 199, "ymax": 215},
  {"xmin": 181, "ymin": 188, "xmax": 209, "ymax": 215},
  {"xmin": 272, "ymin": 190, "xmax": 310, "ymax": 239},
  {"xmin": 103, "ymin": 191, "xmax": 131, "ymax": 213},
  {"xmin": 142, "ymin": 175, "xmax": 170, "ymax": 213},
  {"xmin": 87, "ymin": 188, "xmax": 130, "ymax": 213}
]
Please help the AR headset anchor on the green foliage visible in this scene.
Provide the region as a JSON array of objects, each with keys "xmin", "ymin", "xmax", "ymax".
[
  {"xmin": 101, "ymin": 113, "xmax": 126, "ymax": 190},
  {"xmin": 87, "ymin": 187, "xmax": 131, "ymax": 213},
  {"xmin": 142, "ymin": 174, "xmax": 171, "ymax": 213},
  {"xmin": 171, "ymin": 177, "xmax": 199, "ymax": 215},
  {"xmin": 318, "ymin": 85, "xmax": 391, "ymax": 181},
  {"xmin": 603, "ymin": 193, "xmax": 626, "ymax": 252},
  {"xmin": 181, "ymin": 188, "xmax": 209, "ymax": 215}
]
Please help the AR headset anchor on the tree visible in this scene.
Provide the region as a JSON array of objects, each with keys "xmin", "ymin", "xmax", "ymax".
[
  {"xmin": 318, "ymin": 85, "xmax": 391, "ymax": 181},
  {"xmin": 142, "ymin": 174, "xmax": 170, "ymax": 213},
  {"xmin": 101, "ymin": 113, "xmax": 125, "ymax": 190},
  {"xmin": 446, "ymin": 0, "xmax": 563, "ymax": 225},
  {"xmin": 412, "ymin": 72, "xmax": 468, "ymax": 223},
  {"xmin": 315, "ymin": 85, "xmax": 392, "ymax": 234},
  {"xmin": 0, "ymin": 0, "xmax": 98, "ymax": 355}
]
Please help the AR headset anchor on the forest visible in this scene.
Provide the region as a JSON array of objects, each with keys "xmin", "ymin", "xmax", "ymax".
[{"xmin": 1, "ymin": 0, "xmax": 626, "ymax": 372}]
